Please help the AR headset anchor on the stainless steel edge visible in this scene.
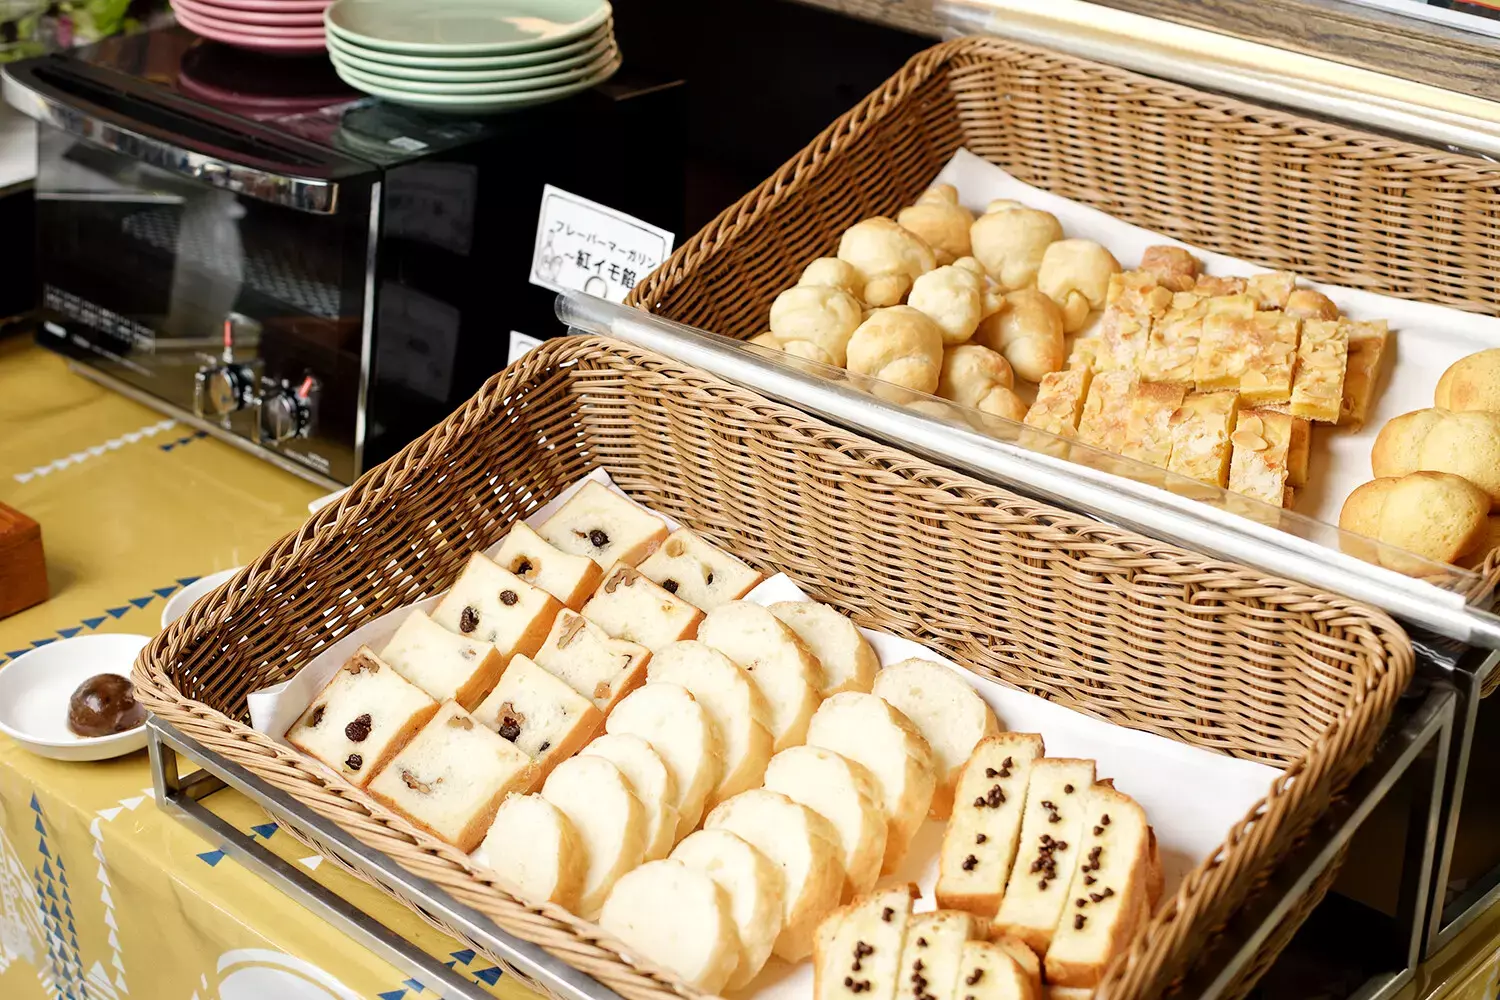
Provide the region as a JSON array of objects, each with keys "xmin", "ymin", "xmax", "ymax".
[
  {"xmin": 556, "ymin": 292, "xmax": 1500, "ymax": 650},
  {"xmin": 146, "ymin": 717, "xmax": 629, "ymax": 1000},
  {"xmin": 2, "ymin": 69, "xmax": 339, "ymax": 214},
  {"xmin": 353, "ymin": 181, "xmax": 381, "ymax": 478}
]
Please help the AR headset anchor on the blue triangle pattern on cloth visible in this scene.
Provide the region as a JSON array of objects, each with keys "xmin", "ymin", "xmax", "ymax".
[
  {"xmin": 402, "ymin": 979, "xmax": 424, "ymax": 992},
  {"xmin": 177, "ymin": 576, "xmax": 200, "ymax": 587},
  {"xmin": 5, "ymin": 649, "xmax": 29, "ymax": 659},
  {"xmin": 196, "ymin": 850, "xmax": 225, "ymax": 867},
  {"xmin": 153, "ymin": 586, "xmax": 177, "ymax": 598},
  {"xmin": 31, "ymin": 638, "xmax": 55, "ymax": 647},
  {"xmin": 129, "ymin": 596, "xmax": 154, "ymax": 609},
  {"xmin": 41, "ymin": 859, "xmax": 52, "ymax": 878},
  {"xmin": 46, "ymin": 883, "xmax": 57, "ymax": 900},
  {"xmin": 55, "ymin": 856, "xmax": 64, "ymax": 870},
  {"xmin": 57, "ymin": 868, "xmax": 66, "ymax": 885},
  {"xmin": 30, "ymin": 793, "xmax": 41, "ymax": 812},
  {"xmin": 106, "ymin": 607, "xmax": 129, "ymax": 619},
  {"xmin": 38, "ymin": 839, "xmax": 50, "ymax": 858},
  {"xmin": 61, "ymin": 886, "xmax": 69, "ymax": 903},
  {"xmin": 159, "ymin": 443, "xmax": 174, "ymax": 452},
  {"xmin": 35, "ymin": 816, "xmax": 45, "ymax": 834},
  {"xmin": 82, "ymin": 617, "xmax": 106, "ymax": 630},
  {"xmin": 443, "ymin": 961, "xmax": 456, "ymax": 970},
  {"xmin": 474, "ymin": 967, "xmax": 503, "ymax": 986},
  {"xmin": 57, "ymin": 628, "xmax": 81, "ymax": 639},
  {"xmin": 49, "ymin": 901, "xmax": 60, "ymax": 919},
  {"xmin": 377, "ymin": 991, "xmax": 407, "ymax": 1000},
  {"xmin": 251, "ymin": 823, "xmax": 278, "ymax": 839},
  {"xmin": 450, "ymin": 949, "xmax": 475, "ymax": 966}
]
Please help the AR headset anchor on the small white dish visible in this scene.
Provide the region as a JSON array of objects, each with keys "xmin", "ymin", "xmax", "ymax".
[
  {"xmin": 161, "ymin": 568, "xmax": 242, "ymax": 629},
  {"xmin": 0, "ymin": 634, "xmax": 153, "ymax": 761}
]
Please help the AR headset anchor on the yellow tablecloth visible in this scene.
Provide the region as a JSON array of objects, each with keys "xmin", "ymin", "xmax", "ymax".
[{"xmin": 0, "ymin": 336, "xmax": 535, "ymax": 1000}]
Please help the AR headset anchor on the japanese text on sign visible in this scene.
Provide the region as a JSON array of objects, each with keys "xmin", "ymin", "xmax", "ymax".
[{"xmin": 530, "ymin": 185, "xmax": 674, "ymax": 304}]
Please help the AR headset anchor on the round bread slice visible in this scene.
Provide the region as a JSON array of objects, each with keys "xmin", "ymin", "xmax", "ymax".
[
  {"xmin": 479, "ymin": 793, "xmax": 585, "ymax": 911},
  {"xmin": 703, "ymin": 789, "xmax": 846, "ymax": 963},
  {"xmin": 873, "ymin": 658, "xmax": 999, "ymax": 820},
  {"xmin": 580, "ymin": 733, "xmax": 680, "ymax": 861},
  {"xmin": 539, "ymin": 754, "xmax": 648, "ymax": 919},
  {"xmin": 769, "ymin": 601, "xmax": 879, "ymax": 696},
  {"xmin": 649, "ymin": 641, "xmax": 775, "ymax": 809},
  {"xmin": 605, "ymin": 682, "xmax": 723, "ymax": 840},
  {"xmin": 698, "ymin": 601, "xmax": 825, "ymax": 751},
  {"xmin": 805, "ymin": 691, "xmax": 936, "ymax": 874},
  {"xmin": 599, "ymin": 858, "xmax": 742, "ymax": 995},
  {"xmin": 762, "ymin": 745, "xmax": 886, "ymax": 898},
  {"xmin": 671, "ymin": 828, "xmax": 787, "ymax": 989}
]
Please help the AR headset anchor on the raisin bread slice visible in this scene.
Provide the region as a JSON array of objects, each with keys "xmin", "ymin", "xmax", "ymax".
[
  {"xmin": 805, "ymin": 692, "xmax": 936, "ymax": 874},
  {"xmin": 532, "ymin": 609, "xmax": 649, "ymax": 715},
  {"xmin": 494, "ymin": 521, "xmax": 603, "ymax": 610},
  {"xmin": 763, "ymin": 745, "xmax": 887, "ymax": 898},
  {"xmin": 937, "ymin": 734, "xmax": 1045, "ymax": 916},
  {"xmin": 637, "ymin": 528, "xmax": 765, "ymax": 610},
  {"xmin": 286, "ymin": 646, "xmax": 439, "ymax": 788},
  {"xmin": 993, "ymin": 759, "xmax": 1098, "ymax": 954},
  {"xmin": 599, "ymin": 858, "xmax": 741, "ymax": 994},
  {"xmin": 895, "ymin": 910, "xmax": 985, "ymax": 1000},
  {"xmin": 873, "ymin": 658, "xmax": 999, "ymax": 819},
  {"xmin": 648, "ymin": 640, "xmax": 774, "ymax": 809},
  {"xmin": 704, "ymin": 789, "xmax": 846, "ymax": 962},
  {"xmin": 671, "ymin": 828, "xmax": 786, "ymax": 989},
  {"xmin": 769, "ymin": 601, "xmax": 879, "ymax": 696},
  {"xmin": 605, "ymin": 682, "xmax": 723, "ymax": 840},
  {"xmin": 431, "ymin": 552, "xmax": 560, "ymax": 657},
  {"xmin": 538, "ymin": 481, "xmax": 668, "ymax": 569},
  {"xmin": 698, "ymin": 601, "xmax": 825, "ymax": 751},
  {"xmin": 580, "ymin": 733, "xmax": 680, "ymax": 861},
  {"xmin": 539, "ymin": 754, "xmax": 649, "ymax": 918},
  {"xmin": 473, "ymin": 654, "xmax": 603, "ymax": 786},
  {"xmin": 813, "ymin": 883, "xmax": 920, "ymax": 1000},
  {"xmin": 582, "ymin": 564, "xmax": 705, "ymax": 652},
  {"xmin": 366, "ymin": 701, "xmax": 535, "ymax": 853},
  {"xmin": 956, "ymin": 940, "xmax": 1040, "ymax": 1000},
  {"xmin": 379, "ymin": 609, "xmax": 506, "ymax": 710},
  {"xmin": 479, "ymin": 793, "xmax": 585, "ymax": 910}
]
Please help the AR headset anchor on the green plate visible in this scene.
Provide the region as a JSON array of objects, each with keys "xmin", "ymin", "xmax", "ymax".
[
  {"xmin": 332, "ymin": 52, "xmax": 619, "ymax": 112},
  {"xmin": 329, "ymin": 43, "xmax": 616, "ymax": 93},
  {"xmin": 326, "ymin": 27, "xmax": 611, "ymax": 81},
  {"xmin": 325, "ymin": 0, "xmax": 610, "ymax": 56}
]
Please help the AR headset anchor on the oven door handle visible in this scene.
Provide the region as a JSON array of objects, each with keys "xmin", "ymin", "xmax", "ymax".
[{"xmin": 2, "ymin": 64, "xmax": 340, "ymax": 215}]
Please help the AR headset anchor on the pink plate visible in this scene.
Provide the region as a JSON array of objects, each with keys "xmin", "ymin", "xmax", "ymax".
[
  {"xmin": 175, "ymin": 7, "xmax": 328, "ymax": 50},
  {"xmin": 192, "ymin": 0, "xmax": 329, "ymax": 10},
  {"xmin": 176, "ymin": 0, "xmax": 325, "ymax": 26},
  {"xmin": 174, "ymin": 4, "xmax": 326, "ymax": 38}
]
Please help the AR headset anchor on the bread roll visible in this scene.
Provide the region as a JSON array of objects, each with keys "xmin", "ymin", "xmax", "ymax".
[
  {"xmin": 1460, "ymin": 515, "xmax": 1500, "ymax": 569},
  {"xmin": 873, "ymin": 658, "xmax": 1000, "ymax": 819},
  {"xmin": 1339, "ymin": 472, "xmax": 1490, "ymax": 564},
  {"xmin": 800, "ymin": 257, "xmax": 864, "ymax": 298},
  {"xmin": 671, "ymin": 829, "xmax": 786, "ymax": 989},
  {"xmin": 897, "ymin": 184, "xmax": 975, "ymax": 266},
  {"xmin": 846, "ymin": 307, "xmax": 946, "ymax": 395},
  {"xmin": 598, "ymin": 859, "xmax": 741, "ymax": 994},
  {"xmin": 938, "ymin": 345, "xmax": 1028, "ymax": 421},
  {"xmin": 1037, "ymin": 240, "xmax": 1121, "ymax": 333},
  {"xmin": 909, "ymin": 261, "xmax": 996, "ymax": 345},
  {"xmin": 1371, "ymin": 408, "xmax": 1500, "ymax": 506},
  {"xmin": 770, "ymin": 284, "xmax": 863, "ymax": 367},
  {"xmin": 970, "ymin": 205, "xmax": 1063, "ymax": 291},
  {"xmin": 837, "ymin": 217, "xmax": 937, "ymax": 307},
  {"xmin": 1435, "ymin": 348, "xmax": 1500, "ymax": 413},
  {"xmin": 972, "ymin": 288, "xmax": 1067, "ymax": 383},
  {"xmin": 1138, "ymin": 246, "xmax": 1199, "ymax": 292}
]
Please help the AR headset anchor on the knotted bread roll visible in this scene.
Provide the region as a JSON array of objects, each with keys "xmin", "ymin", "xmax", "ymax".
[
  {"xmin": 798, "ymin": 257, "xmax": 863, "ymax": 298},
  {"xmin": 836, "ymin": 218, "xmax": 936, "ymax": 307},
  {"xmin": 768, "ymin": 284, "xmax": 862, "ymax": 367},
  {"xmin": 1340, "ymin": 471, "xmax": 1491, "ymax": 565},
  {"xmin": 1371, "ymin": 408, "xmax": 1500, "ymax": 507},
  {"xmin": 845, "ymin": 306, "xmax": 945, "ymax": 394},
  {"xmin": 1037, "ymin": 238, "xmax": 1121, "ymax": 332},
  {"xmin": 896, "ymin": 184, "xmax": 974, "ymax": 266},
  {"xmin": 1435, "ymin": 349, "xmax": 1500, "ymax": 414},
  {"xmin": 971, "ymin": 287, "xmax": 1067, "ymax": 383},
  {"xmin": 937, "ymin": 345, "xmax": 1026, "ymax": 421},
  {"xmin": 968, "ymin": 201, "xmax": 1063, "ymax": 291},
  {"xmin": 906, "ymin": 258, "xmax": 1000, "ymax": 345}
]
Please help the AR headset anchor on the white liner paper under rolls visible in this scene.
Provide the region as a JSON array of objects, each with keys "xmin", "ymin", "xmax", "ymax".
[{"xmin": 247, "ymin": 470, "xmax": 1279, "ymax": 997}]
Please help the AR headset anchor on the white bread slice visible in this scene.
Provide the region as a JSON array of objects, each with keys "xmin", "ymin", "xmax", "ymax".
[
  {"xmin": 494, "ymin": 521, "xmax": 604, "ymax": 610},
  {"xmin": 763, "ymin": 745, "xmax": 887, "ymax": 898},
  {"xmin": 539, "ymin": 754, "xmax": 648, "ymax": 918},
  {"xmin": 698, "ymin": 601, "xmax": 825, "ymax": 751},
  {"xmin": 366, "ymin": 701, "xmax": 535, "ymax": 853},
  {"xmin": 769, "ymin": 601, "xmax": 879, "ymax": 696},
  {"xmin": 704, "ymin": 789, "xmax": 846, "ymax": 962},
  {"xmin": 533, "ymin": 609, "xmax": 650, "ymax": 715},
  {"xmin": 813, "ymin": 883, "xmax": 919, "ymax": 1000},
  {"xmin": 957, "ymin": 940, "xmax": 1039, "ymax": 1000},
  {"xmin": 937, "ymin": 734, "xmax": 1046, "ymax": 915},
  {"xmin": 537, "ymin": 480, "xmax": 669, "ymax": 569},
  {"xmin": 431, "ymin": 552, "xmax": 561, "ymax": 657},
  {"xmin": 638, "ymin": 528, "xmax": 765, "ymax": 610},
  {"xmin": 605, "ymin": 682, "xmax": 723, "ymax": 840},
  {"xmin": 649, "ymin": 641, "xmax": 774, "ymax": 809},
  {"xmin": 994, "ymin": 759, "xmax": 1098, "ymax": 954},
  {"xmin": 287, "ymin": 646, "xmax": 440, "ymax": 788},
  {"xmin": 480, "ymin": 793, "xmax": 585, "ymax": 911},
  {"xmin": 671, "ymin": 828, "xmax": 787, "ymax": 990},
  {"xmin": 582, "ymin": 564, "xmax": 705, "ymax": 652},
  {"xmin": 580, "ymin": 733, "xmax": 680, "ymax": 861},
  {"xmin": 599, "ymin": 858, "xmax": 741, "ymax": 994},
  {"xmin": 895, "ymin": 910, "xmax": 985, "ymax": 1000},
  {"xmin": 379, "ymin": 609, "xmax": 507, "ymax": 710},
  {"xmin": 990, "ymin": 933, "xmax": 1043, "ymax": 1000},
  {"xmin": 472, "ymin": 654, "xmax": 603, "ymax": 785},
  {"xmin": 805, "ymin": 692, "xmax": 936, "ymax": 873},
  {"xmin": 873, "ymin": 659, "xmax": 1000, "ymax": 819},
  {"xmin": 1043, "ymin": 786, "xmax": 1151, "ymax": 989}
]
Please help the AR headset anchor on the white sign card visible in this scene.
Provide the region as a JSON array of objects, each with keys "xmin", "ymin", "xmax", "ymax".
[
  {"xmin": 529, "ymin": 185, "xmax": 675, "ymax": 304},
  {"xmin": 507, "ymin": 330, "xmax": 543, "ymax": 365}
]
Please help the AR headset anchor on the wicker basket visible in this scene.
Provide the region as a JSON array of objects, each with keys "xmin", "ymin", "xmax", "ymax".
[{"xmin": 134, "ymin": 336, "xmax": 1412, "ymax": 1000}]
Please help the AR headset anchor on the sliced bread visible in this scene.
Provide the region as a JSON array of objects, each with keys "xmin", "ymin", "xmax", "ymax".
[
  {"xmin": 763, "ymin": 745, "xmax": 887, "ymax": 898},
  {"xmin": 537, "ymin": 480, "xmax": 669, "ymax": 569},
  {"xmin": 638, "ymin": 528, "xmax": 765, "ymax": 610},
  {"xmin": 581, "ymin": 564, "xmax": 705, "ymax": 652},
  {"xmin": 472, "ymin": 653, "xmax": 603, "ymax": 785},
  {"xmin": 813, "ymin": 883, "xmax": 920, "ymax": 1000},
  {"xmin": 378, "ymin": 609, "xmax": 507, "ymax": 710},
  {"xmin": 895, "ymin": 910, "xmax": 985, "ymax": 1000},
  {"xmin": 671, "ymin": 828, "xmax": 787, "ymax": 990},
  {"xmin": 539, "ymin": 754, "xmax": 649, "ymax": 918},
  {"xmin": 698, "ymin": 601, "xmax": 825, "ymax": 751},
  {"xmin": 580, "ymin": 733, "xmax": 680, "ymax": 861},
  {"xmin": 479, "ymin": 793, "xmax": 585, "ymax": 911},
  {"xmin": 937, "ymin": 734, "xmax": 1046, "ymax": 915},
  {"xmin": 494, "ymin": 520, "xmax": 604, "ymax": 610},
  {"xmin": 873, "ymin": 658, "xmax": 1000, "ymax": 819},
  {"xmin": 956, "ymin": 940, "xmax": 1039, "ymax": 1000},
  {"xmin": 993, "ymin": 759, "xmax": 1098, "ymax": 954},
  {"xmin": 769, "ymin": 601, "xmax": 879, "ymax": 696},
  {"xmin": 532, "ymin": 609, "xmax": 649, "ymax": 715},
  {"xmin": 605, "ymin": 682, "xmax": 723, "ymax": 840},
  {"xmin": 431, "ymin": 552, "xmax": 560, "ymax": 657},
  {"xmin": 598, "ymin": 858, "xmax": 741, "ymax": 995}
]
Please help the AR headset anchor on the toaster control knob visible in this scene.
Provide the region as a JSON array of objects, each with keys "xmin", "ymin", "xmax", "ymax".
[
  {"xmin": 259, "ymin": 376, "xmax": 318, "ymax": 444},
  {"xmin": 194, "ymin": 364, "xmax": 253, "ymax": 417}
]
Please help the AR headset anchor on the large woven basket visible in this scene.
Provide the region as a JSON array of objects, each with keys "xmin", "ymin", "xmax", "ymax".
[
  {"xmin": 134, "ymin": 336, "xmax": 1412, "ymax": 1000},
  {"xmin": 625, "ymin": 34, "xmax": 1500, "ymax": 603}
]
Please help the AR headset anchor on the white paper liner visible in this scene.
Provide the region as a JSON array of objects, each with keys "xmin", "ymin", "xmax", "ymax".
[
  {"xmin": 246, "ymin": 469, "xmax": 1280, "ymax": 998},
  {"xmin": 934, "ymin": 148, "xmax": 1500, "ymax": 525}
]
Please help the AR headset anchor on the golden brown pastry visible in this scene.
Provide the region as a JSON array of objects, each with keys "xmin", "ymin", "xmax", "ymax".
[
  {"xmin": 836, "ymin": 218, "xmax": 937, "ymax": 307},
  {"xmin": 1340, "ymin": 472, "xmax": 1491, "ymax": 564},
  {"xmin": 1371, "ymin": 408, "xmax": 1500, "ymax": 507},
  {"xmin": 1138, "ymin": 246, "xmax": 1200, "ymax": 292},
  {"xmin": 768, "ymin": 284, "xmax": 863, "ymax": 367},
  {"xmin": 1435, "ymin": 348, "xmax": 1500, "ymax": 414},
  {"xmin": 972, "ymin": 287, "xmax": 1067, "ymax": 383},
  {"xmin": 1459, "ymin": 516, "xmax": 1500, "ymax": 570},
  {"xmin": 908, "ymin": 259, "xmax": 997, "ymax": 345},
  {"xmin": 1037, "ymin": 239, "xmax": 1122, "ymax": 332},
  {"xmin": 937, "ymin": 345, "xmax": 1027, "ymax": 421},
  {"xmin": 896, "ymin": 184, "xmax": 975, "ymax": 266},
  {"xmin": 1341, "ymin": 320, "xmax": 1390, "ymax": 430},
  {"xmin": 1285, "ymin": 288, "xmax": 1339, "ymax": 321},
  {"xmin": 845, "ymin": 306, "xmax": 946, "ymax": 394},
  {"xmin": 969, "ymin": 203, "xmax": 1064, "ymax": 291}
]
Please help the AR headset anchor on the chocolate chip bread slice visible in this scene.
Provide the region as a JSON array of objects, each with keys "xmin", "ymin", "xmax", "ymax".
[
  {"xmin": 937, "ymin": 734, "xmax": 1045, "ymax": 916},
  {"xmin": 814, "ymin": 883, "xmax": 920, "ymax": 1000}
]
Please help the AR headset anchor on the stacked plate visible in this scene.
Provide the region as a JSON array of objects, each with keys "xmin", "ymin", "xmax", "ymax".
[
  {"xmin": 324, "ymin": 0, "xmax": 618, "ymax": 113},
  {"xmin": 173, "ymin": 0, "xmax": 333, "ymax": 54}
]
